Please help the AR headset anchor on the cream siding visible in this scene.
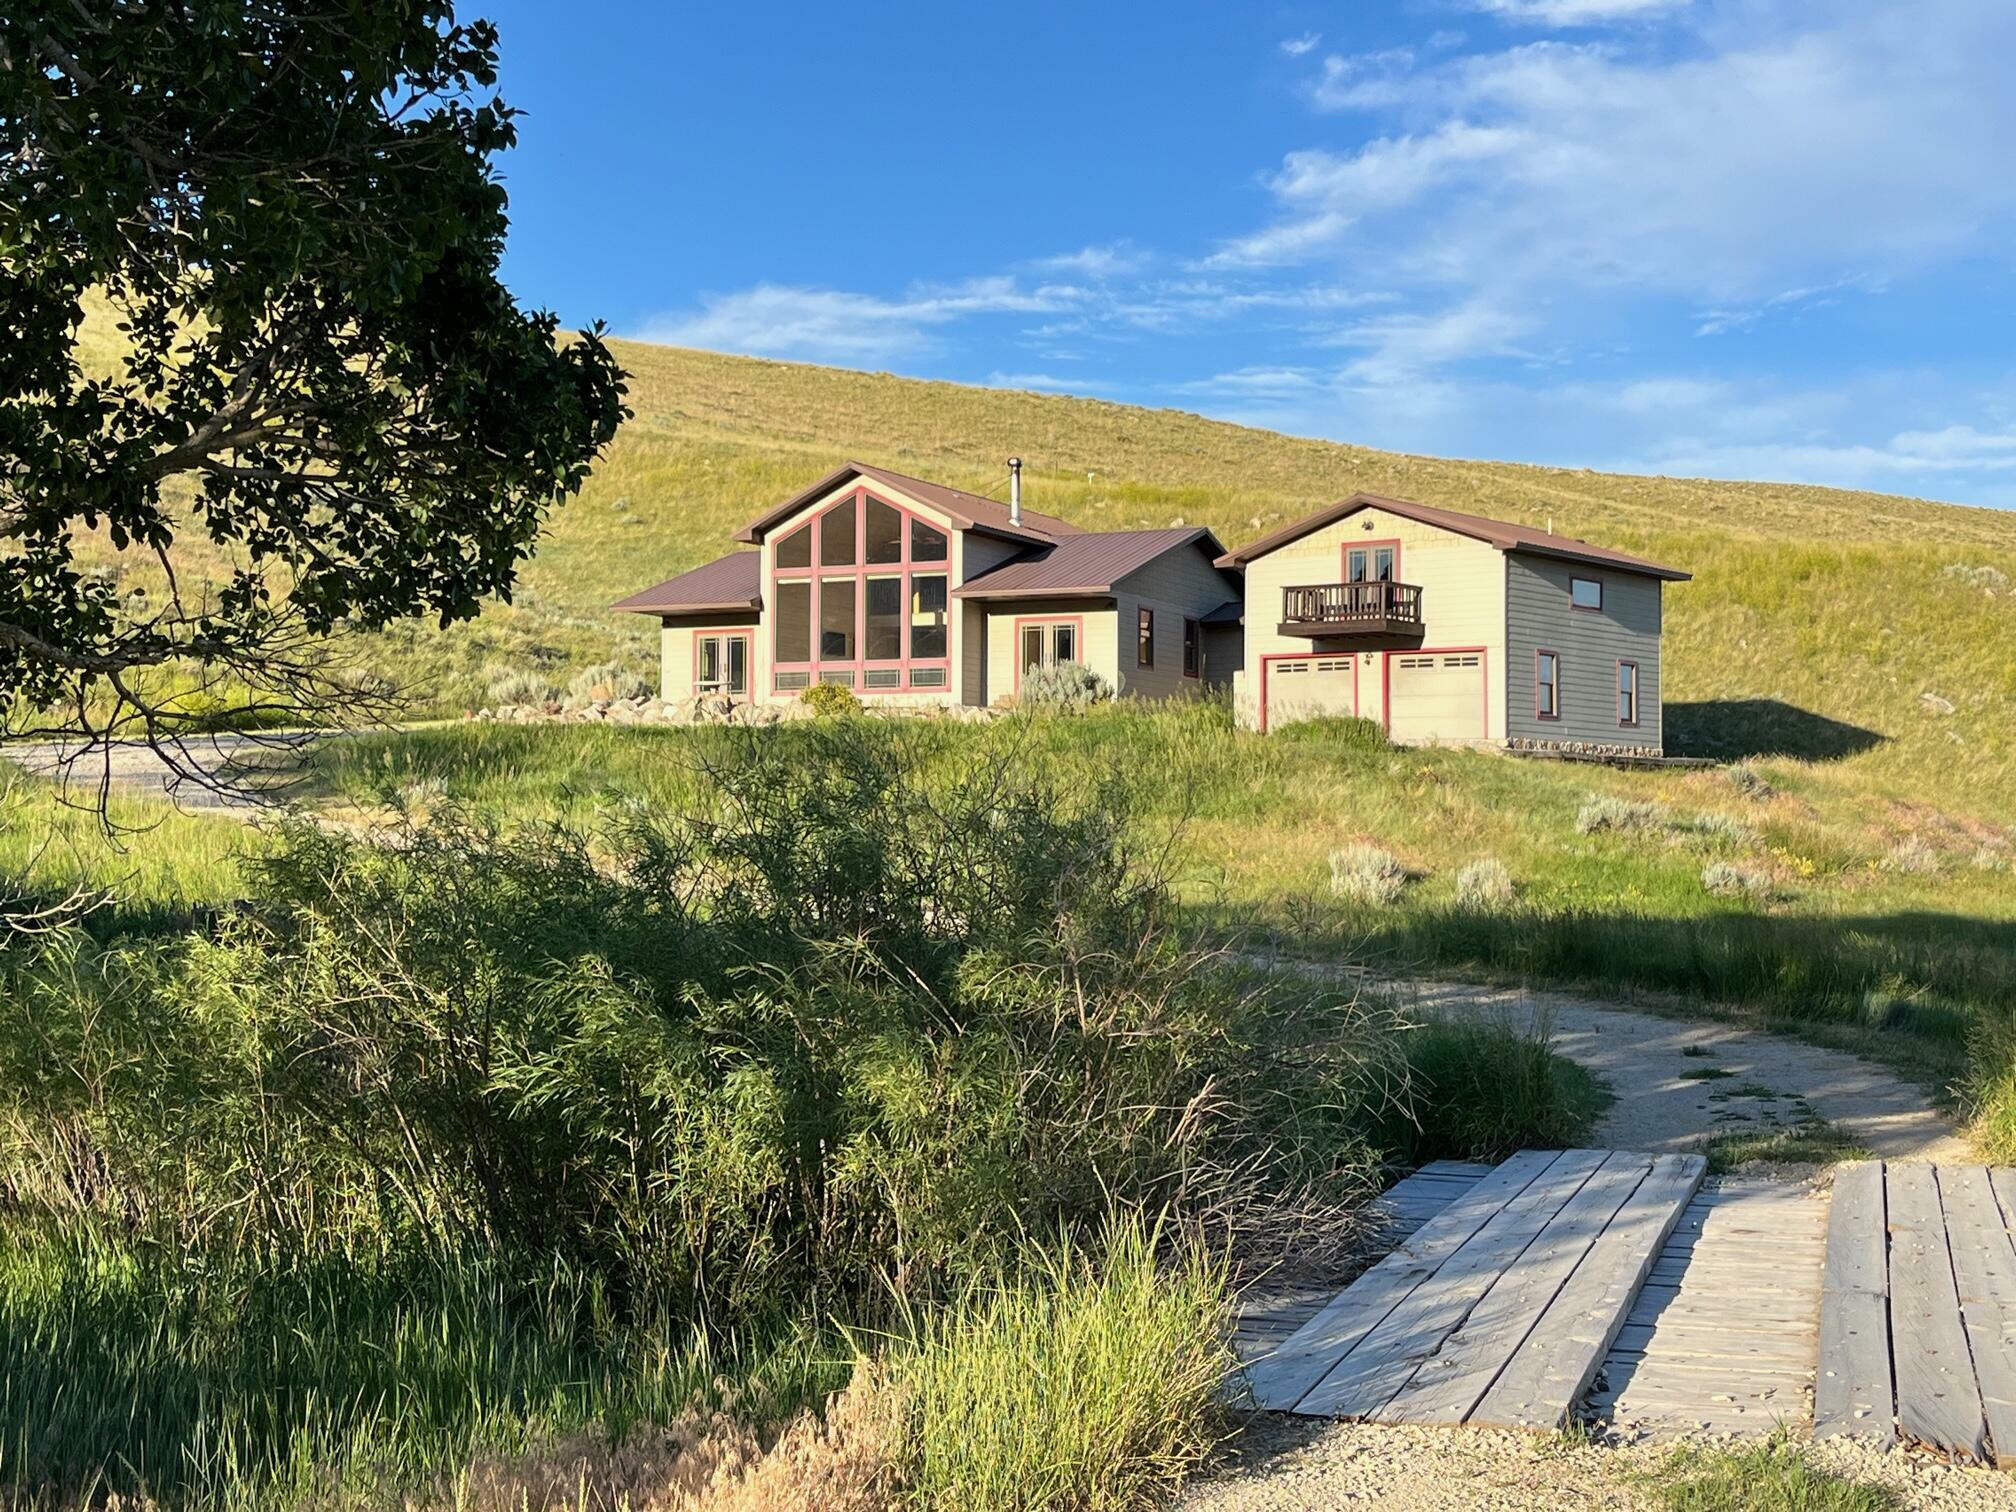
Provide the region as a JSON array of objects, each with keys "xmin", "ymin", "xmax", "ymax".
[
  {"xmin": 1504, "ymin": 554, "xmax": 1665, "ymax": 751},
  {"xmin": 1110, "ymin": 542, "xmax": 1242, "ymax": 699},
  {"xmin": 984, "ymin": 599, "xmax": 1119, "ymax": 702},
  {"xmin": 1236, "ymin": 506, "xmax": 1507, "ymax": 739},
  {"xmin": 658, "ymin": 614, "xmax": 761, "ymax": 702}
]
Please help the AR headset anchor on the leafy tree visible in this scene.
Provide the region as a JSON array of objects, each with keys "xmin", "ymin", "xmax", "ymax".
[{"xmin": 0, "ymin": 2, "xmax": 628, "ymax": 788}]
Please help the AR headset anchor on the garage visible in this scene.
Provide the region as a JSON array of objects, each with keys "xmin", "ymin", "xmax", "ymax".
[
  {"xmin": 1387, "ymin": 651, "xmax": 1486, "ymax": 743},
  {"xmin": 1262, "ymin": 655, "xmax": 1357, "ymax": 731}
]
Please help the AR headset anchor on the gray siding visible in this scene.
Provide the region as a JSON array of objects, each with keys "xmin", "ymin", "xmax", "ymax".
[
  {"xmin": 1202, "ymin": 625, "xmax": 1243, "ymax": 688},
  {"xmin": 1112, "ymin": 543, "xmax": 1241, "ymax": 699},
  {"xmin": 1504, "ymin": 554, "xmax": 1664, "ymax": 750}
]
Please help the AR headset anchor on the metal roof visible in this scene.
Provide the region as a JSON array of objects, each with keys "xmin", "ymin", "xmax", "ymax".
[
  {"xmin": 732, "ymin": 461, "xmax": 1079, "ymax": 547},
  {"xmin": 951, "ymin": 528, "xmax": 1234, "ymax": 601},
  {"xmin": 1215, "ymin": 493, "xmax": 1691, "ymax": 582},
  {"xmin": 611, "ymin": 552, "xmax": 762, "ymax": 615}
]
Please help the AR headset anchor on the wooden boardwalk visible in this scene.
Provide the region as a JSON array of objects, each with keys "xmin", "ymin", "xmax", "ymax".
[
  {"xmin": 1242, "ymin": 1148, "xmax": 1706, "ymax": 1429},
  {"xmin": 1816, "ymin": 1161, "xmax": 2016, "ymax": 1465},
  {"xmin": 1589, "ymin": 1178, "xmax": 1826, "ymax": 1436}
]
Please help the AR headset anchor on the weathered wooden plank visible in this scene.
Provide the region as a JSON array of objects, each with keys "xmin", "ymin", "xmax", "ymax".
[
  {"xmin": 1242, "ymin": 1149, "xmax": 1561, "ymax": 1411},
  {"xmin": 1814, "ymin": 1161, "xmax": 1893, "ymax": 1444},
  {"xmin": 1937, "ymin": 1166, "xmax": 2016, "ymax": 1466},
  {"xmin": 1377, "ymin": 1153, "xmax": 1653, "ymax": 1426},
  {"xmin": 1468, "ymin": 1152, "xmax": 1707, "ymax": 1430},
  {"xmin": 1888, "ymin": 1164, "xmax": 1989, "ymax": 1461},
  {"xmin": 1295, "ymin": 1150, "xmax": 1608, "ymax": 1419}
]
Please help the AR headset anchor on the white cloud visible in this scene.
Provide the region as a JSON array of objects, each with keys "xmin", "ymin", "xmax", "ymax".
[
  {"xmin": 635, "ymin": 278, "xmax": 1077, "ymax": 362},
  {"xmin": 984, "ymin": 371, "xmax": 1113, "ymax": 395},
  {"xmin": 1331, "ymin": 300, "xmax": 1539, "ymax": 384},
  {"xmin": 1280, "ymin": 32, "xmax": 1321, "ymax": 56},
  {"xmin": 1035, "ymin": 243, "xmax": 1147, "ymax": 278},
  {"xmin": 1172, "ymin": 366, "xmax": 1329, "ymax": 398},
  {"xmin": 1466, "ymin": 0, "xmax": 1690, "ymax": 25}
]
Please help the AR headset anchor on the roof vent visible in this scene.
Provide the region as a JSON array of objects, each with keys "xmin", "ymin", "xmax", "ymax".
[{"xmin": 1008, "ymin": 457, "xmax": 1023, "ymax": 528}]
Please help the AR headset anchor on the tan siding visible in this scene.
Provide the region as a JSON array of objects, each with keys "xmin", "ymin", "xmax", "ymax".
[
  {"xmin": 985, "ymin": 599, "xmax": 1119, "ymax": 702},
  {"xmin": 658, "ymin": 615, "xmax": 760, "ymax": 702},
  {"xmin": 1237, "ymin": 506, "xmax": 1507, "ymax": 737},
  {"xmin": 1111, "ymin": 542, "xmax": 1241, "ymax": 699},
  {"xmin": 1504, "ymin": 554, "xmax": 1665, "ymax": 751}
]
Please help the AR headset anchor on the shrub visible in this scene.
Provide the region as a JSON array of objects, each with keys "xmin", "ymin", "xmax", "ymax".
[
  {"xmin": 1882, "ymin": 834, "xmax": 1945, "ymax": 875},
  {"xmin": 800, "ymin": 680, "xmax": 862, "ymax": 716},
  {"xmin": 0, "ymin": 724, "xmax": 1396, "ymax": 1324},
  {"xmin": 1725, "ymin": 762, "xmax": 1776, "ymax": 801},
  {"xmin": 1974, "ymin": 846, "xmax": 2011, "ymax": 874},
  {"xmin": 1020, "ymin": 660, "xmax": 1113, "ymax": 708},
  {"xmin": 486, "ymin": 667, "xmax": 559, "ymax": 707},
  {"xmin": 1330, "ymin": 843, "xmax": 1408, "ymax": 905},
  {"xmin": 1674, "ymin": 811, "xmax": 1762, "ymax": 849},
  {"xmin": 1454, "ymin": 858, "xmax": 1515, "ymax": 909},
  {"xmin": 889, "ymin": 1214, "xmax": 1230, "ymax": 1512},
  {"xmin": 1701, "ymin": 862, "xmax": 1772, "ymax": 901},
  {"xmin": 1386, "ymin": 1018, "xmax": 1609, "ymax": 1163},
  {"xmin": 1575, "ymin": 794, "xmax": 1668, "ymax": 835},
  {"xmin": 565, "ymin": 659, "xmax": 650, "ymax": 706}
]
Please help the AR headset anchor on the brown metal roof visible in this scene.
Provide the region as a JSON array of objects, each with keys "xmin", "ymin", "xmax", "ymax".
[
  {"xmin": 731, "ymin": 461, "xmax": 1080, "ymax": 546},
  {"xmin": 1215, "ymin": 493, "xmax": 1691, "ymax": 582},
  {"xmin": 951, "ymin": 528, "xmax": 1234, "ymax": 601},
  {"xmin": 611, "ymin": 551, "xmax": 762, "ymax": 615}
]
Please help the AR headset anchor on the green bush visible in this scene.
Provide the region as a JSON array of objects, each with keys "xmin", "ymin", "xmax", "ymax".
[
  {"xmin": 0, "ymin": 724, "xmax": 1393, "ymax": 1325},
  {"xmin": 485, "ymin": 667, "xmax": 559, "ymax": 707},
  {"xmin": 1020, "ymin": 660, "xmax": 1113, "ymax": 708},
  {"xmin": 801, "ymin": 679, "xmax": 863, "ymax": 716},
  {"xmin": 1386, "ymin": 1018, "xmax": 1610, "ymax": 1163}
]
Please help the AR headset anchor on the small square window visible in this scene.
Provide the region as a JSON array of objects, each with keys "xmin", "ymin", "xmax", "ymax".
[{"xmin": 1571, "ymin": 577, "xmax": 1603, "ymax": 611}]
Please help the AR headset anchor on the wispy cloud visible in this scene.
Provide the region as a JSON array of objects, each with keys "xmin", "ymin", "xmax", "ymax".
[
  {"xmin": 635, "ymin": 278, "xmax": 1078, "ymax": 363},
  {"xmin": 984, "ymin": 371, "xmax": 1114, "ymax": 395},
  {"xmin": 1280, "ymin": 32, "xmax": 1321, "ymax": 56},
  {"xmin": 1034, "ymin": 243, "xmax": 1148, "ymax": 278},
  {"xmin": 1465, "ymin": 0, "xmax": 1691, "ymax": 24}
]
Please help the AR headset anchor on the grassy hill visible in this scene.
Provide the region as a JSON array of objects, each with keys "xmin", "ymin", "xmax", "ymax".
[{"xmin": 62, "ymin": 297, "xmax": 2016, "ymax": 815}]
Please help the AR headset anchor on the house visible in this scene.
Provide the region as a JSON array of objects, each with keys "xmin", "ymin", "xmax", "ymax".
[
  {"xmin": 612, "ymin": 460, "xmax": 1245, "ymax": 708},
  {"xmin": 1217, "ymin": 492, "xmax": 1689, "ymax": 754}
]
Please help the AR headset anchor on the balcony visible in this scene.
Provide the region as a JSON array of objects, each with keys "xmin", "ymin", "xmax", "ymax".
[{"xmin": 1279, "ymin": 580, "xmax": 1424, "ymax": 638}]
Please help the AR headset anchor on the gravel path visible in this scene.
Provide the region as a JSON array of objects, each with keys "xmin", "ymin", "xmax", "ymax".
[
  {"xmin": 1386, "ymin": 978, "xmax": 1970, "ymax": 1162},
  {"xmin": 3, "ymin": 732, "xmax": 328, "ymax": 814}
]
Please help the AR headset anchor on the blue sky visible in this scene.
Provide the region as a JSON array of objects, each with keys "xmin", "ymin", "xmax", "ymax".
[{"xmin": 481, "ymin": 0, "xmax": 2016, "ymax": 507}]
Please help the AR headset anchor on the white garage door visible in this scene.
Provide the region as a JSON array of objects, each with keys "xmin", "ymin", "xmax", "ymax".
[
  {"xmin": 1388, "ymin": 652, "xmax": 1486, "ymax": 743},
  {"xmin": 1264, "ymin": 656, "xmax": 1357, "ymax": 730}
]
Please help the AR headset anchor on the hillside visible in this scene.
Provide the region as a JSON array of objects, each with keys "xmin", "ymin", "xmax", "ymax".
[{"xmin": 58, "ymin": 301, "xmax": 2016, "ymax": 817}]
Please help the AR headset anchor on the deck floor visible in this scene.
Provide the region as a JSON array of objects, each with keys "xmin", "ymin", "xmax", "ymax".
[
  {"xmin": 1816, "ymin": 1161, "xmax": 2016, "ymax": 1466},
  {"xmin": 1241, "ymin": 1148, "xmax": 1706, "ymax": 1430}
]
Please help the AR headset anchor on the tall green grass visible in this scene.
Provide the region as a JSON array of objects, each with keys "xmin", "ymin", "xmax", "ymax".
[{"xmin": 886, "ymin": 1215, "xmax": 1231, "ymax": 1512}]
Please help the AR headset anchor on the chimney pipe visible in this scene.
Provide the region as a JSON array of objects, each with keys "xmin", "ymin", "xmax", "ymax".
[{"xmin": 1008, "ymin": 457, "xmax": 1023, "ymax": 528}]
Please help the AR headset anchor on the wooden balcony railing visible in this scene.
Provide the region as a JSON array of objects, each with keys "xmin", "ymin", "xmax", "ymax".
[{"xmin": 1279, "ymin": 580, "xmax": 1424, "ymax": 636}]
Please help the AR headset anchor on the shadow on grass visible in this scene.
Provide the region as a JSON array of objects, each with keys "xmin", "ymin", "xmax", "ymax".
[
  {"xmin": 1666, "ymin": 699, "xmax": 1885, "ymax": 762},
  {"xmin": 1216, "ymin": 902, "xmax": 2016, "ymax": 1086}
]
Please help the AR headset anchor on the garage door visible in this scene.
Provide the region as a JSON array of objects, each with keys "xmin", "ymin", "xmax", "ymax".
[
  {"xmin": 1264, "ymin": 655, "xmax": 1357, "ymax": 731},
  {"xmin": 1388, "ymin": 652, "xmax": 1486, "ymax": 743}
]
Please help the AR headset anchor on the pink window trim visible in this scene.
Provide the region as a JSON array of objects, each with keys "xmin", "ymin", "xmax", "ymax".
[
  {"xmin": 1258, "ymin": 651, "xmax": 1360, "ymax": 735},
  {"xmin": 692, "ymin": 629, "xmax": 752, "ymax": 696},
  {"xmin": 1617, "ymin": 658, "xmax": 1641, "ymax": 728},
  {"xmin": 1534, "ymin": 647, "xmax": 1562, "ymax": 722},
  {"xmin": 1342, "ymin": 537, "xmax": 1404, "ymax": 585},
  {"xmin": 1011, "ymin": 615, "xmax": 1087, "ymax": 697},
  {"xmin": 770, "ymin": 486, "xmax": 952, "ymax": 694}
]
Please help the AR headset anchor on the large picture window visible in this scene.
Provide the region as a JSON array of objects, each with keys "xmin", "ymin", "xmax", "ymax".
[{"xmin": 772, "ymin": 489, "xmax": 954, "ymax": 693}]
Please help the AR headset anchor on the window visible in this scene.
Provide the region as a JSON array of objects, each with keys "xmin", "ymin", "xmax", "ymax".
[
  {"xmin": 770, "ymin": 491, "xmax": 954, "ymax": 691},
  {"xmin": 1536, "ymin": 649, "xmax": 1561, "ymax": 720},
  {"xmin": 820, "ymin": 577, "xmax": 855, "ymax": 659},
  {"xmin": 1618, "ymin": 660, "xmax": 1640, "ymax": 726},
  {"xmin": 1571, "ymin": 577, "xmax": 1603, "ymax": 611},
  {"xmin": 1182, "ymin": 618, "xmax": 1200, "ymax": 678},
  {"xmin": 1347, "ymin": 542, "xmax": 1399, "ymax": 583},
  {"xmin": 1137, "ymin": 606, "xmax": 1154, "ymax": 668},
  {"xmin": 696, "ymin": 633, "xmax": 748, "ymax": 696},
  {"xmin": 775, "ymin": 581, "xmax": 811, "ymax": 662},
  {"xmin": 1017, "ymin": 619, "xmax": 1079, "ymax": 684}
]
